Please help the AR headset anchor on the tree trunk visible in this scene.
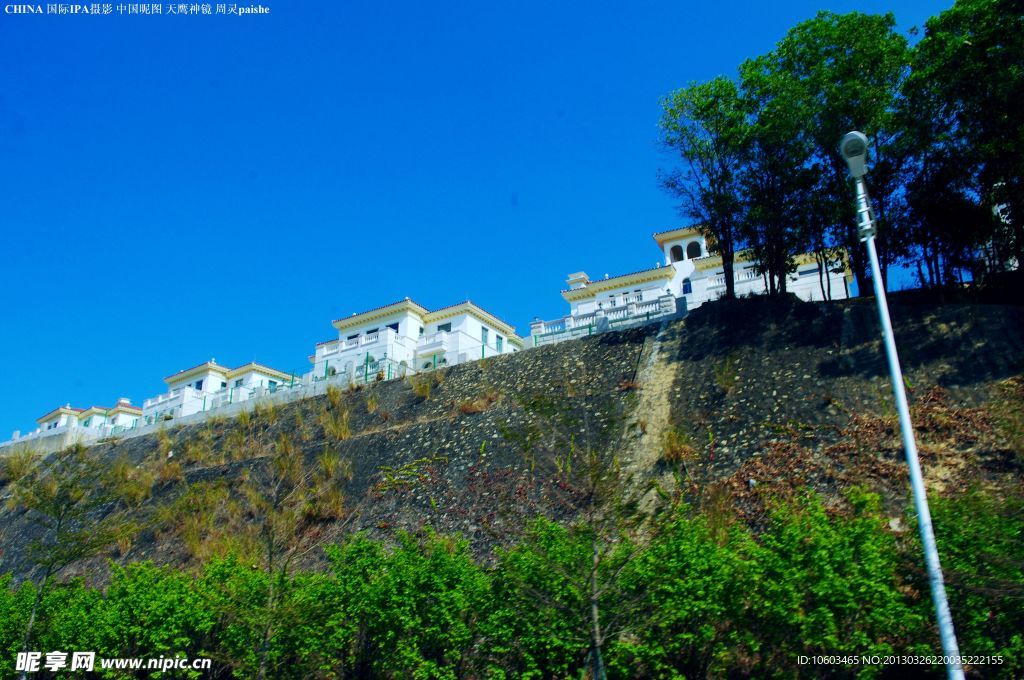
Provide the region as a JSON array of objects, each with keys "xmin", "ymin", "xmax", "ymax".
[
  {"xmin": 589, "ymin": 534, "xmax": 606, "ymax": 680},
  {"xmin": 258, "ymin": 534, "xmax": 276, "ymax": 680},
  {"xmin": 722, "ymin": 252, "xmax": 736, "ymax": 299},
  {"xmin": 20, "ymin": 566, "xmax": 53, "ymax": 680},
  {"xmin": 816, "ymin": 249, "xmax": 827, "ymax": 301}
]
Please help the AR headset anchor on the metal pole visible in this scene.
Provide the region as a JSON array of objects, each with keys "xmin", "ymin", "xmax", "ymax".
[{"xmin": 855, "ymin": 177, "xmax": 963, "ymax": 679}]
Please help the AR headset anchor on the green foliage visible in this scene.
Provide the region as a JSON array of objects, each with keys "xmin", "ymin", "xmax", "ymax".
[
  {"xmin": 904, "ymin": 0, "xmax": 1024, "ymax": 272},
  {"xmin": 613, "ymin": 510, "xmax": 755, "ymax": 678},
  {"xmin": 323, "ymin": 531, "xmax": 490, "ymax": 679},
  {"xmin": 746, "ymin": 489, "xmax": 926, "ymax": 675},
  {"xmin": 1, "ymin": 487, "xmax": 1021, "ymax": 677},
  {"xmin": 0, "ymin": 576, "xmax": 33, "ymax": 679},
  {"xmin": 925, "ymin": 488, "xmax": 1024, "ymax": 678},
  {"xmin": 484, "ymin": 517, "xmax": 639, "ymax": 679},
  {"xmin": 660, "ymin": 76, "xmax": 748, "ymax": 298}
]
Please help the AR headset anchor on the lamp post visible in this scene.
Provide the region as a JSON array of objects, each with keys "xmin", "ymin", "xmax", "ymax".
[{"xmin": 839, "ymin": 131, "xmax": 964, "ymax": 680}]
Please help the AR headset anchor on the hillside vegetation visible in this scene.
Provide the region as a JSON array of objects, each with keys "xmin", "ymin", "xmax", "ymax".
[{"xmin": 1, "ymin": 295, "xmax": 1022, "ymax": 678}]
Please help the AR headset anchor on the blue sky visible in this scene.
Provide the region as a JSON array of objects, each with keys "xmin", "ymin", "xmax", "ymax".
[{"xmin": 0, "ymin": 0, "xmax": 947, "ymax": 436}]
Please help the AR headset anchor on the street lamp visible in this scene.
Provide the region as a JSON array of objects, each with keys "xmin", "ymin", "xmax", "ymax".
[{"xmin": 839, "ymin": 131, "xmax": 964, "ymax": 680}]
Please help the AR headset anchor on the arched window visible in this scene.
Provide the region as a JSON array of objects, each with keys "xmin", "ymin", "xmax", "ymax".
[
  {"xmin": 683, "ymin": 278, "xmax": 692, "ymax": 295},
  {"xmin": 686, "ymin": 241, "xmax": 702, "ymax": 259},
  {"xmin": 669, "ymin": 245, "xmax": 684, "ymax": 263}
]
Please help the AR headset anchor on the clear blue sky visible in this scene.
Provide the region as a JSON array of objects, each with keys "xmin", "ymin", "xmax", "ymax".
[{"xmin": 0, "ymin": 0, "xmax": 947, "ymax": 436}]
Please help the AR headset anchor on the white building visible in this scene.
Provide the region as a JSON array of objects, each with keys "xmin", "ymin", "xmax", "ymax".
[
  {"xmin": 309, "ymin": 298, "xmax": 523, "ymax": 383},
  {"xmin": 143, "ymin": 360, "xmax": 295, "ymax": 424},
  {"xmin": 77, "ymin": 398, "xmax": 143, "ymax": 431},
  {"xmin": 529, "ymin": 226, "xmax": 851, "ymax": 345},
  {"xmin": 2, "ymin": 398, "xmax": 144, "ymax": 454}
]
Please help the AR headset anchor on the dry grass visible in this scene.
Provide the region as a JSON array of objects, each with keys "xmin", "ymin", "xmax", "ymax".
[
  {"xmin": 157, "ymin": 481, "xmax": 252, "ymax": 561},
  {"xmin": 408, "ymin": 373, "xmax": 440, "ymax": 401},
  {"xmin": 111, "ymin": 455, "xmax": 156, "ymax": 506},
  {"xmin": 457, "ymin": 389, "xmax": 501, "ymax": 415},
  {"xmin": 712, "ymin": 352, "xmax": 740, "ymax": 395},
  {"xmin": 0, "ymin": 448, "xmax": 38, "ymax": 485},
  {"xmin": 992, "ymin": 376, "xmax": 1024, "ymax": 459},
  {"xmin": 617, "ymin": 378, "xmax": 642, "ymax": 392},
  {"xmin": 253, "ymin": 401, "xmax": 279, "ymax": 429},
  {"xmin": 156, "ymin": 427, "xmax": 173, "ymax": 458},
  {"xmin": 366, "ymin": 394, "xmax": 379, "ymax": 414},
  {"xmin": 319, "ymin": 402, "xmax": 352, "ymax": 441},
  {"xmin": 327, "ymin": 385, "xmax": 344, "ymax": 410},
  {"xmin": 660, "ymin": 428, "xmax": 697, "ymax": 465},
  {"xmin": 158, "ymin": 459, "xmax": 184, "ymax": 483},
  {"xmin": 182, "ymin": 439, "xmax": 218, "ymax": 466}
]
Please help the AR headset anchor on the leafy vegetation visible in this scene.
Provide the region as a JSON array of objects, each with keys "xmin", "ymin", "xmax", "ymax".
[
  {"xmin": 661, "ymin": 2, "xmax": 1023, "ymax": 295},
  {"xmin": 0, "ymin": 487, "xmax": 1020, "ymax": 678}
]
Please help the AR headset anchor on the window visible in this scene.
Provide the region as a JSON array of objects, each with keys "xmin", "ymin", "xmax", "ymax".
[
  {"xmin": 347, "ymin": 334, "xmax": 359, "ymax": 340},
  {"xmin": 683, "ymin": 278, "xmax": 692, "ymax": 294},
  {"xmin": 269, "ymin": 380, "xmax": 278, "ymax": 388},
  {"xmin": 221, "ymin": 381, "xmax": 227, "ymax": 388},
  {"xmin": 686, "ymin": 241, "xmax": 702, "ymax": 259},
  {"xmin": 670, "ymin": 245, "xmax": 684, "ymax": 262},
  {"xmin": 496, "ymin": 336, "xmax": 503, "ymax": 352},
  {"xmin": 235, "ymin": 379, "xmax": 244, "ymax": 387},
  {"xmin": 419, "ymin": 326, "xmax": 424, "ymax": 336},
  {"xmin": 387, "ymin": 322, "xmax": 399, "ymax": 332},
  {"xmin": 437, "ymin": 322, "xmax": 452, "ymax": 333},
  {"xmin": 83, "ymin": 418, "xmax": 91, "ymax": 427},
  {"xmin": 195, "ymin": 379, "xmax": 203, "ymax": 391},
  {"xmin": 481, "ymin": 327, "xmax": 489, "ymax": 345}
]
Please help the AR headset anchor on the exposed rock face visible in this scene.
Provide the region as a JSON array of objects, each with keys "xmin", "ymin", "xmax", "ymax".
[{"xmin": 1, "ymin": 296, "xmax": 1021, "ymax": 582}]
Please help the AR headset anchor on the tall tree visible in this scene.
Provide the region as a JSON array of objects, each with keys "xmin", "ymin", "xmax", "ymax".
[
  {"xmin": 904, "ymin": 0, "xmax": 1024, "ymax": 273},
  {"xmin": 737, "ymin": 55, "xmax": 816, "ymax": 295},
  {"xmin": 740, "ymin": 11, "xmax": 911, "ymax": 293},
  {"xmin": 497, "ymin": 377, "xmax": 660, "ymax": 680},
  {"xmin": 1, "ymin": 445, "xmax": 135, "ymax": 679},
  {"xmin": 660, "ymin": 77, "xmax": 749, "ymax": 298}
]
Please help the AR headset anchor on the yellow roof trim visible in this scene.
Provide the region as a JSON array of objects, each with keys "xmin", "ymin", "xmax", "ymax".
[
  {"xmin": 653, "ymin": 226, "xmax": 703, "ymax": 246},
  {"xmin": 225, "ymin": 362, "xmax": 293, "ymax": 381},
  {"xmin": 424, "ymin": 302, "xmax": 517, "ymax": 337},
  {"xmin": 332, "ymin": 299, "xmax": 429, "ymax": 331},
  {"xmin": 561, "ymin": 266, "xmax": 674, "ymax": 301},
  {"xmin": 35, "ymin": 406, "xmax": 81, "ymax": 424},
  {"xmin": 164, "ymin": 362, "xmax": 229, "ymax": 386}
]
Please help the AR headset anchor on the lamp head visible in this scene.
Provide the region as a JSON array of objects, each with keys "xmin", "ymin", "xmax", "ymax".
[{"xmin": 839, "ymin": 131, "xmax": 869, "ymax": 178}]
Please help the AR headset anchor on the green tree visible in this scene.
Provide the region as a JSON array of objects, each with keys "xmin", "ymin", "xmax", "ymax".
[
  {"xmin": 660, "ymin": 76, "xmax": 749, "ymax": 298},
  {"xmin": 497, "ymin": 383, "xmax": 657, "ymax": 680},
  {"xmin": 903, "ymin": 0, "xmax": 1024, "ymax": 275},
  {"xmin": 738, "ymin": 11, "xmax": 911, "ymax": 294},
  {"xmin": 227, "ymin": 433, "xmax": 353, "ymax": 679},
  {"xmin": 612, "ymin": 509, "xmax": 756, "ymax": 678},
  {"xmin": 748, "ymin": 490, "xmax": 926, "ymax": 675},
  {"xmin": 1, "ymin": 445, "xmax": 134, "ymax": 678},
  {"xmin": 310, "ymin": 531, "xmax": 489, "ymax": 679}
]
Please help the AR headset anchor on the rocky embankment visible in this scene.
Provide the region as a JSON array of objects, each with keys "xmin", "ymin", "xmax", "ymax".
[{"xmin": 1, "ymin": 295, "xmax": 1021, "ymax": 582}]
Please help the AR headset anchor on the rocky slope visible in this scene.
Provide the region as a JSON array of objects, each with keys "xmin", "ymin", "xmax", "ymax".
[{"xmin": 1, "ymin": 295, "xmax": 1021, "ymax": 583}]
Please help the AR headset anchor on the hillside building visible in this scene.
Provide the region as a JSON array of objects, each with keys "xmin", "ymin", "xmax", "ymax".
[
  {"xmin": 309, "ymin": 298, "xmax": 522, "ymax": 383},
  {"xmin": 529, "ymin": 226, "xmax": 851, "ymax": 345},
  {"xmin": 143, "ymin": 360, "xmax": 294, "ymax": 424}
]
